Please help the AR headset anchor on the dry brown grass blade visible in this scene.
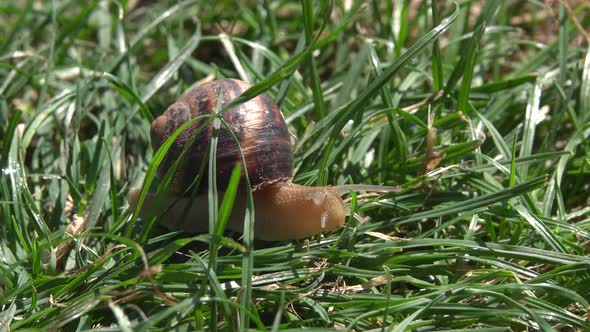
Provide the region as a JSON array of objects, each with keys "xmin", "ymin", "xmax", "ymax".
[
  {"xmin": 343, "ymin": 275, "xmax": 391, "ymax": 294},
  {"xmin": 44, "ymin": 212, "xmax": 87, "ymax": 273},
  {"xmin": 558, "ymin": 0, "xmax": 590, "ymax": 44},
  {"xmin": 419, "ymin": 110, "xmax": 445, "ymax": 176}
]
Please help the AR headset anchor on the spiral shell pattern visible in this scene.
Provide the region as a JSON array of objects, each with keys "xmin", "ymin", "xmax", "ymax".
[{"xmin": 150, "ymin": 79, "xmax": 293, "ymax": 194}]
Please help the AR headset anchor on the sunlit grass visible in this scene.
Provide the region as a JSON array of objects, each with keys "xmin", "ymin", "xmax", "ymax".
[{"xmin": 1, "ymin": 1, "xmax": 590, "ymax": 330}]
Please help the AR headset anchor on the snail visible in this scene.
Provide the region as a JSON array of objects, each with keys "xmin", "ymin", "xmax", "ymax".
[{"xmin": 128, "ymin": 78, "xmax": 397, "ymax": 241}]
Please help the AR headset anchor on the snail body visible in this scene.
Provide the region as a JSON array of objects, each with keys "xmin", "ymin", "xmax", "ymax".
[
  {"xmin": 129, "ymin": 182, "xmax": 347, "ymax": 241},
  {"xmin": 129, "ymin": 79, "xmax": 348, "ymax": 240}
]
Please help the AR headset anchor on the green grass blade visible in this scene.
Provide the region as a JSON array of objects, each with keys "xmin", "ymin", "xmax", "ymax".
[{"xmin": 313, "ymin": 3, "xmax": 460, "ymax": 169}]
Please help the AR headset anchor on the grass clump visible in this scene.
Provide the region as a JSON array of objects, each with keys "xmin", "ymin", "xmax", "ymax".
[{"xmin": 1, "ymin": 1, "xmax": 590, "ymax": 330}]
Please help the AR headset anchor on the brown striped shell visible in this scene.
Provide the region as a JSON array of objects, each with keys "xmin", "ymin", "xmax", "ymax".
[{"xmin": 150, "ymin": 79, "xmax": 294, "ymax": 194}]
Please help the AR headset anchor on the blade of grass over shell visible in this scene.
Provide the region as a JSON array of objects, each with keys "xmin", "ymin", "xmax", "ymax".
[
  {"xmin": 140, "ymin": 117, "xmax": 217, "ymax": 242},
  {"xmin": 217, "ymin": 117, "xmax": 257, "ymax": 328},
  {"xmin": 126, "ymin": 116, "xmax": 207, "ymax": 238},
  {"xmin": 215, "ymin": 164, "xmax": 241, "ymax": 237},
  {"xmin": 133, "ymin": 117, "xmax": 213, "ymax": 242},
  {"xmin": 207, "ymin": 88, "xmax": 223, "ymax": 330}
]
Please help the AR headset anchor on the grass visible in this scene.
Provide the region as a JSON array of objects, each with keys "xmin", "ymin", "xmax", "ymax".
[{"xmin": 1, "ymin": 0, "xmax": 590, "ymax": 330}]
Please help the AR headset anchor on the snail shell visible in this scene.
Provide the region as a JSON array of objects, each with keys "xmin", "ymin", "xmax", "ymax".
[{"xmin": 150, "ymin": 79, "xmax": 294, "ymax": 194}]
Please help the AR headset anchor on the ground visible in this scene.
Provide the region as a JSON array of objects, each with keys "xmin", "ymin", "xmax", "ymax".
[{"xmin": 0, "ymin": 1, "xmax": 589, "ymax": 331}]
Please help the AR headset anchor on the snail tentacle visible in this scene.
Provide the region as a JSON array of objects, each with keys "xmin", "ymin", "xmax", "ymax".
[{"xmin": 332, "ymin": 184, "xmax": 402, "ymax": 196}]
